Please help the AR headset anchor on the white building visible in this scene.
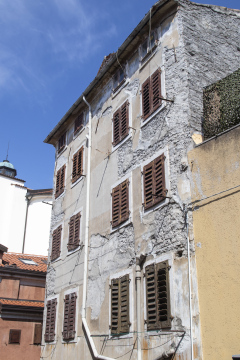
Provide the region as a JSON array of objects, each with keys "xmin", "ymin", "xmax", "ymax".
[{"xmin": 0, "ymin": 159, "xmax": 52, "ymax": 255}]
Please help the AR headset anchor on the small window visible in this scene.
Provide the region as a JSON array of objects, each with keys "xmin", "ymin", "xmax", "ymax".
[
  {"xmin": 62, "ymin": 292, "xmax": 77, "ymax": 341},
  {"xmin": 113, "ymin": 67, "xmax": 125, "ymax": 93},
  {"xmin": 58, "ymin": 133, "xmax": 66, "ymax": 153},
  {"xmin": 19, "ymin": 258, "xmax": 38, "ymax": 266},
  {"xmin": 55, "ymin": 165, "xmax": 66, "ymax": 198},
  {"xmin": 112, "ymin": 101, "xmax": 129, "ymax": 146},
  {"xmin": 111, "ymin": 179, "xmax": 129, "ymax": 228},
  {"xmin": 141, "ymin": 31, "xmax": 158, "ymax": 62},
  {"xmin": 110, "ymin": 274, "xmax": 130, "ymax": 335},
  {"xmin": 34, "ymin": 323, "xmax": 42, "ymax": 345},
  {"xmin": 72, "ymin": 147, "xmax": 83, "ymax": 184},
  {"xmin": 68, "ymin": 213, "xmax": 81, "ymax": 251},
  {"xmin": 74, "ymin": 112, "xmax": 84, "ymax": 135},
  {"xmin": 51, "ymin": 225, "xmax": 62, "ymax": 261},
  {"xmin": 143, "ymin": 153, "xmax": 167, "ymax": 210},
  {"xmin": 142, "ymin": 69, "xmax": 162, "ymax": 121},
  {"xmin": 45, "ymin": 298, "xmax": 57, "ymax": 342},
  {"xmin": 145, "ymin": 261, "xmax": 171, "ymax": 330},
  {"xmin": 9, "ymin": 329, "xmax": 21, "ymax": 344}
]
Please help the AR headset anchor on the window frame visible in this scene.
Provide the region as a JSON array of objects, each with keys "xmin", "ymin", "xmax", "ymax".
[
  {"xmin": 140, "ymin": 30, "xmax": 158, "ymax": 64},
  {"xmin": 71, "ymin": 146, "xmax": 84, "ymax": 184},
  {"xmin": 67, "ymin": 212, "xmax": 81, "ymax": 252},
  {"xmin": 109, "ymin": 269, "xmax": 133, "ymax": 338},
  {"xmin": 62, "ymin": 287, "xmax": 78, "ymax": 343},
  {"xmin": 55, "ymin": 164, "xmax": 66, "ymax": 199},
  {"xmin": 143, "ymin": 254, "xmax": 173, "ymax": 333},
  {"xmin": 44, "ymin": 297, "xmax": 58, "ymax": 343},
  {"xmin": 110, "ymin": 173, "xmax": 132, "ymax": 232},
  {"xmin": 34, "ymin": 323, "xmax": 42, "ymax": 345},
  {"xmin": 9, "ymin": 329, "xmax": 21, "ymax": 344},
  {"xmin": 58, "ymin": 132, "xmax": 67, "ymax": 154},
  {"xmin": 51, "ymin": 224, "xmax": 63, "ymax": 262},
  {"xmin": 74, "ymin": 111, "xmax": 85, "ymax": 137},
  {"xmin": 112, "ymin": 99, "xmax": 132, "ymax": 150},
  {"xmin": 112, "ymin": 67, "xmax": 126, "ymax": 94}
]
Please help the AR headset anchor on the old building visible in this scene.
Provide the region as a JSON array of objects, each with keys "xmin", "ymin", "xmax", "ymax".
[
  {"xmin": 188, "ymin": 70, "xmax": 240, "ymax": 359},
  {"xmin": 0, "ymin": 245, "xmax": 47, "ymax": 360},
  {"xmin": 42, "ymin": 1, "xmax": 240, "ymax": 359},
  {"xmin": 0, "ymin": 159, "xmax": 52, "ymax": 255}
]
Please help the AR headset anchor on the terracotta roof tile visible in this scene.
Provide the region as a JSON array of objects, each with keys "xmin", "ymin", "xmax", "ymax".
[
  {"xmin": 97, "ymin": 53, "xmax": 115, "ymax": 75},
  {"xmin": 0, "ymin": 299, "xmax": 44, "ymax": 308},
  {"xmin": 1, "ymin": 253, "xmax": 47, "ymax": 273}
]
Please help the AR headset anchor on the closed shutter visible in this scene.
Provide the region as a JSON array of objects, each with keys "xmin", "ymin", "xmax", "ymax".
[
  {"xmin": 9, "ymin": 329, "xmax": 21, "ymax": 344},
  {"xmin": 58, "ymin": 133, "xmax": 66, "ymax": 153},
  {"xmin": 145, "ymin": 264, "xmax": 158, "ymax": 330},
  {"xmin": 45, "ymin": 298, "xmax": 57, "ymax": 342},
  {"xmin": 55, "ymin": 169, "xmax": 61, "ymax": 198},
  {"xmin": 120, "ymin": 101, "xmax": 129, "ymax": 141},
  {"xmin": 151, "ymin": 69, "xmax": 161, "ymax": 113},
  {"xmin": 111, "ymin": 180, "xmax": 129, "ymax": 228},
  {"xmin": 156, "ymin": 262, "xmax": 171, "ymax": 328},
  {"xmin": 72, "ymin": 147, "xmax": 83, "ymax": 183},
  {"xmin": 74, "ymin": 112, "xmax": 84, "ymax": 135},
  {"xmin": 55, "ymin": 165, "xmax": 66, "ymax": 198},
  {"xmin": 143, "ymin": 154, "xmax": 166, "ymax": 210},
  {"xmin": 113, "ymin": 109, "xmax": 121, "ymax": 146},
  {"xmin": 34, "ymin": 323, "xmax": 42, "ymax": 345},
  {"xmin": 111, "ymin": 275, "xmax": 130, "ymax": 335},
  {"xmin": 51, "ymin": 225, "xmax": 62, "ymax": 261},
  {"xmin": 68, "ymin": 213, "xmax": 81, "ymax": 251},
  {"xmin": 142, "ymin": 77, "xmax": 151, "ymax": 120},
  {"xmin": 63, "ymin": 293, "xmax": 77, "ymax": 341}
]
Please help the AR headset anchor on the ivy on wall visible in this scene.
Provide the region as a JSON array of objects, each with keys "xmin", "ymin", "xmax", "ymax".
[{"xmin": 203, "ymin": 68, "xmax": 240, "ymax": 139}]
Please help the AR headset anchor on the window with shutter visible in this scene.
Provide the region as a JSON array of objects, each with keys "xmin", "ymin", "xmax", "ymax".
[
  {"xmin": 51, "ymin": 225, "xmax": 62, "ymax": 261},
  {"xmin": 74, "ymin": 112, "xmax": 84, "ymax": 135},
  {"xmin": 9, "ymin": 329, "xmax": 21, "ymax": 344},
  {"xmin": 72, "ymin": 147, "xmax": 83, "ymax": 184},
  {"xmin": 143, "ymin": 153, "xmax": 166, "ymax": 210},
  {"xmin": 142, "ymin": 69, "xmax": 161, "ymax": 121},
  {"xmin": 34, "ymin": 323, "xmax": 42, "ymax": 345},
  {"xmin": 145, "ymin": 261, "xmax": 171, "ymax": 330},
  {"xmin": 45, "ymin": 298, "xmax": 57, "ymax": 342},
  {"xmin": 111, "ymin": 274, "xmax": 130, "ymax": 335},
  {"xmin": 141, "ymin": 31, "xmax": 158, "ymax": 63},
  {"xmin": 111, "ymin": 179, "xmax": 129, "ymax": 228},
  {"xmin": 58, "ymin": 132, "xmax": 66, "ymax": 153},
  {"xmin": 68, "ymin": 212, "xmax": 81, "ymax": 251},
  {"xmin": 55, "ymin": 165, "xmax": 66, "ymax": 198},
  {"xmin": 112, "ymin": 101, "xmax": 129, "ymax": 146},
  {"xmin": 63, "ymin": 292, "xmax": 77, "ymax": 341}
]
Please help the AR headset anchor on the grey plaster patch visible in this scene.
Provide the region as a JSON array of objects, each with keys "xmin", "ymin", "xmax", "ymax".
[
  {"xmin": 124, "ymin": 78, "xmax": 139, "ymax": 97},
  {"xmin": 102, "ymin": 106, "xmax": 112, "ymax": 117},
  {"xmin": 46, "ymin": 266, "xmax": 56, "ymax": 297}
]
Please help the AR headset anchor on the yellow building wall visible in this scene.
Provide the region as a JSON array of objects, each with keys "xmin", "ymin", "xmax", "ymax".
[{"xmin": 188, "ymin": 126, "xmax": 240, "ymax": 360}]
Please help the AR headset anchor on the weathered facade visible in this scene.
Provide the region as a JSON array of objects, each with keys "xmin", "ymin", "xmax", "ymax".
[{"xmin": 42, "ymin": 1, "xmax": 240, "ymax": 359}]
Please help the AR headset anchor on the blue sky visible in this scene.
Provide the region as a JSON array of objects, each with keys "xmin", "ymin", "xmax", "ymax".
[{"xmin": 0, "ymin": 0, "xmax": 239, "ymax": 189}]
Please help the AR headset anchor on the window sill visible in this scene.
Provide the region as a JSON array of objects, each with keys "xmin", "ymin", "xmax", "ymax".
[
  {"xmin": 73, "ymin": 126, "xmax": 85, "ymax": 140},
  {"xmin": 71, "ymin": 175, "xmax": 84, "ymax": 189},
  {"xmin": 141, "ymin": 103, "xmax": 166, "ymax": 128},
  {"xmin": 112, "ymin": 80, "xmax": 129, "ymax": 100},
  {"xmin": 50, "ymin": 256, "xmax": 61, "ymax": 264},
  {"xmin": 108, "ymin": 333, "xmax": 133, "ymax": 340},
  {"xmin": 112, "ymin": 133, "xmax": 131, "ymax": 153},
  {"xmin": 67, "ymin": 245, "xmax": 81, "ymax": 257},
  {"xmin": 110, "ymin": 219, "xmax": 132, "ymax": 234},
  {"xmin": 57, "ymin": 146, "xmax": 67, "ymax": 158},
  {"xmin": 139, "ymin": 47, "xmax": 158, "ymax": 72},
  {"xmin": 55, "ymin": 190, "xmax": 65, "ymax": 200},
  {"xmin": 140, "ymin": 198, "xmax": 169, "ymax": 220}
]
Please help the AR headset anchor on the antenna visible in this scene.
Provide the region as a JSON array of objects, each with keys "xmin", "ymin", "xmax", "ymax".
[{"xmin": 6, "ymin": 141, "xmax": 10, "ymax": 160}]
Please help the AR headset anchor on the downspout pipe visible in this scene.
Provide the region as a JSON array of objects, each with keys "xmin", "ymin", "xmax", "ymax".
[
  {"xmin": 22, "ymin": 194, "xmax": 32, "ymax": 254},
  {"xmin": 135, "ymin": 260, "xmax": 142, "ymax": 360},
  {"xmin": 82, "ymin": 96, "xmax": 115, "ymax": 360}
]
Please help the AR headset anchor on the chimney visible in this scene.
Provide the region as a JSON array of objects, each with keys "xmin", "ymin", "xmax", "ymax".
[{"xmin": 0, "ymin": 244, "xmax": 8, "ymax": 265}]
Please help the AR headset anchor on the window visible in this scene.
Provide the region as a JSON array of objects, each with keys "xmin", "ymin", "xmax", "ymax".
[
  {"xmin": 74, "ymin": 112, "xmax": 84, "ymax": 135},
  {"xmin": 34, "ymin": 324, "xmax": 42, "ymax": 345},
  {"xmin": 72, "ymin": 147, "xmax": 83, "ymax": 184},
  {"xmin": 19, "ymin": 258, "xmax": 38, "ymax": 266},
  {"xmin": 113, "ymin": 67, "xmax": 125, "ymax": 93},
  {"xmin": 141, "ymin": 31, "xmax": 158, "ymax": 62},
  {"xmin": 143, "ymin": 153, "xmax": 167, "ymax": 210},
  {"xmin": 110, "ymin": 274, "xmax": 130, "ymax": 335},
  {"xmin": 145, "ymin": 261, "xmax": 171, "ymax": 330},
  {"xmin": 111, "ymin": 179, "xmax": 129, "ymax": 228},
  {"xmin": 58, "ymin": 133, "xmax": 66, "ymax": 153},
  {"xmin": 55, "ymin": 165, "xmax": 66, "ymax": 198},
  {"xmin": 51, "ymin": 225, "xmax": 62, "ymax": 261},
  {"xmin": 9, "ymin": 329, "xmax": 21, "ymax": 344},
  {"xmin": 45, "ymin": 298, "xmax": 57, "ymax": 342},
  {"xmin": 142, "ymin": 69, "xmax": 162, "ymax": 121},
  {"xmin": 112, "ymin": 101, "xmax": 129, "ymax": 146},
  {"xmin": 68, "ymin": 213, "xmax": 81, "ymax": 251},
  {"xmin": 62, "ymin": 292, "xmax": 77, "ymax": 341}
]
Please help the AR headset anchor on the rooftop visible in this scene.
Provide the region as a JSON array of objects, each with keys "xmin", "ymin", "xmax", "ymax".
[{"xmin": 0, "ymin": 252, "xmax": 47, "ymax": 273}]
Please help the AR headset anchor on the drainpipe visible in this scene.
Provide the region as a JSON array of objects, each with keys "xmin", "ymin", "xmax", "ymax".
[
  {"xmin": 185, "ymin": 206, "xmax": 194, "ymax": 360},
  {"xmin": 135, "ymin": 260, "xmax": 142, "ymax": 360},
  {"xmin": 82, "ymin": 96, "xmax": 114, "ymax": 360},
  {"xmin": 22, "ymin": 194, "xmax": 32, "ymax": 254}
]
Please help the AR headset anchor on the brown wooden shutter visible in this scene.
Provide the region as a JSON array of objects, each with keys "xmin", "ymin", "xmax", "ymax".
[
  {"xmin": 112, "ymin": 184, "xmax": 121, "ymax": 228},
  {"xmin": 119, "ymin": 274, "xmax": 130, "ymax": 334},
  {"xmin": 51, "ymin": 225, "xmax": 62, "ymax": 261},
  {"xmin": 58, "ymin": 133, "xmax": 66, "ymax": 153},
  {"xmin": 151, "ymin": 69, "xmax": 161, "ymax": 113},
  {"xmin": 142, "ymin": 77, "xmax": 151, "ymax": 120},
  {"xmin": 74, "ymin": 112, "xmax": 84, "ymax": 135},
  {"xmin": 154, "ymin": 154, "xmax": 166, "ymax": 203},
  {"xmin": 34, "ymin": 323, "xmax": 42, "ymax": 345},
  {"xmin": 45, "ymin": 298, "xmax": 57, "ymax": 342},
  {"xmin": 55, "ymin": 169, "xmax": 61, "ymax": 198},
  {"xmin": 113, "ymin": 109, "xmax": 121, "ymax": 146},
  {"xmin": 72, "ymin": 147, "xmax": 83, "ymax": 183},
  {"xmin": 9, "ymin": 329, "xmax": 21, "ymax": 344},
  {"xmin": 63, "ymin": 293, "xmax": 77, "ymax": 341},
  {"xmin": 143, "ymin": 161, "xmax": 154, "ymax": 210},
  {"xmin": 68, "ymin": 213, "xmax": 81, "ymax": 251},
  {"xmin": 111, "ymin": 278, "xmax": 119, "ymax": 334},
  {"xmin": 72, "ymin": 153, "xmax": 78, "ymax": 183},
  {"xmin": 112, "ymin": 180, "xmax": 129, "ymax": 228},
  {"xmin": 145, "ymin": 264, "xmax": 158, "ymax": 330},
  {"xmin": 60, "ymin": 165, "xmax": 65, "ymax": 195},
  {"xmin": 120, "ymin": 101, "xmax": 129, "ymax": 141},
  {"xmin": 77, "ymin": 148, "xmax": 83, "ymax": 178},
  {"xmin": 156, "ymin": 262, "xmax": 171, "ymax": 328}
]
